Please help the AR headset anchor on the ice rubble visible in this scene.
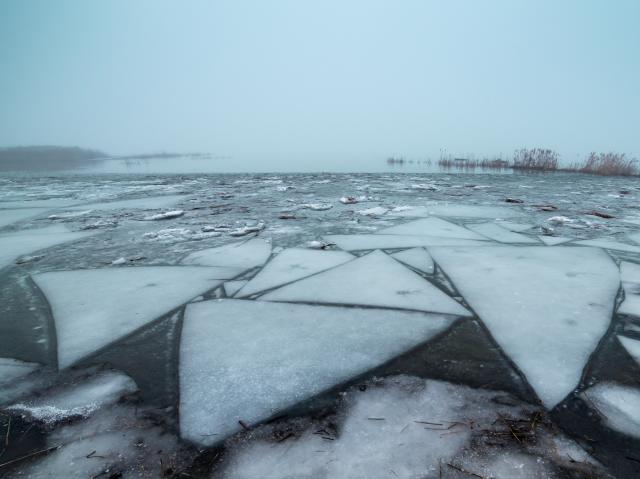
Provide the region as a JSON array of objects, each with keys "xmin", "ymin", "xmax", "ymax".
[
  {"xmin": 322, "ymin": 233, "xmax": 488, "ymax": 251},
  {"xmin": 7, "ymin": 370, "xmax": 137, "ymax": 424},
  {"xmin": 390, "ymin": 204, "xmax": 523, "ymax": 218},
  {"xmin": 538, "ymin": 236, "xmax": 573, "ymax": 246},
  {"xmin": 0, "ymin": 224, "xmax": 94, "ymax": 270},
  {"xmin": 68, "ymin": 194, "xmax": 185, "ymax": 211},
  {"xmin": 33, "ymin": 266, "xmax": 241, "ymax": 368},
  {"xmin": 260, "ymin": 250, "xmax": 470, "ymax": 317},
  {"xmin": 220, "ymin": 376, "xmax": 599, "ymax": 479},
  {"xmin": 390, "ymin": 247, "xmax": 434, "ymax": 274},
  {"xmin": 429, "ymin": 246, "xmax": 620, "ymax": 408},
  {"xmin": 224, "ymin": 280, "xmax": 249, "ymax": 297},
  {"xmin": 376, "ymin": 217, "xmax": 487, "ymax": 240},
  {"xmin": 357, "ymin": 206, "xmax": 388, "ymax": 216},
  {"xmin": 618, "ymin": 262, "xmax": 640, "ymax": 317},
  {"xmin": 618, "ymin": 335, "xmax": 640, "ymax": 365},
  {"xmin": 466, "ymin": 222, "xmax": 538, "ymax": 244},
  {"xmin": 582, "ymin": 382, "xmax": 640, "ymax": 438},
  {"xmin": 0, "ymin": 207, "xmax": 47, "ymax": 228},
  {"xmin": 179, "ymin": 300, "xmax": 455, "ymax": 443},
  {"xmin": 236, "ymin": 248, "xmax": 354, "ymax": 297},
  {"xmin": 574, "ymin": 238, "xmax": 640, "ymax": 254},
  {"xmin": 0, "ymin": 357, "xmax": 39, "ymax": 384},
  {"xmin": 181, "ymin": 238, "xmax": 271, "ymax": 270}
]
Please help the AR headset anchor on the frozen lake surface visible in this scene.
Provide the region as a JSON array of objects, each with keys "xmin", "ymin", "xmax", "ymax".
[{"xmin": 1, "ymin": 171, "xmax": 640, "ymax": 477}]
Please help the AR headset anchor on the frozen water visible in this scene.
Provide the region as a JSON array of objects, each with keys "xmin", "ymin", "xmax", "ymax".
[
  {"xmin": 466, "ymin": 222, "xmax": 539, "ymax": 243},
  {"xmin": 0, "ymin": 357, "xmax": 39, "ymax": 384},
  {"xmin": 376, "ymin": 217, "xmax": 487, "ymax": 240},
  {"xmin": 181, "ymin": 238, "xmax": 272, "ymax": 270},
  {"xmin": 261, "ymin": 250, "xmax": 471, "ymax": 316},
  {"xmin": 357, "ymin": 206, "xmax": 388, "ymax": 216},
  {"xmin": 68, "ymin": 194, "xmax": 185, "ymax": 211},
  {"xmin": 498, "ymin": 221, "xmax": 534, "ymax": 232},
  {"xmin": 628, "ymin": 232, "xmax": 640, "ymax": 245},
  {"xmin": 0, "ymin": 224, "xmax": 94, "ymax": 270},
  {"xmin": 0, "ymin": 199, "xmax": 78, "ymax": 209},
  {"xmin": 430, "ymin": 246, "xmax": 620, "ymax": 407},
  {"xmin": 582, "ymin": 382, "xmax": 640, "ymax": 438},
  {"xmin": 0, "ymin": 208, "xmax": 47, "ymax": 228},
  {"xmin": 619, "ymin": 262, "xmax": 640, "ymax": 317},
  {"xmin": 7, "ymin": 370, "xmax": 137, "ymax": 424},
  {"xmin": 224, "ymin": 280, "xmax": 249, "ymax": 297},
  {"xmin": 143, "ymin": 209, "xmax": 184, "ymax": 220},
  {"xmin": 390, "ymin": 247, "xmax": 434, "ymax": 274},
  {"xmin": 618, "ymin": 335, "xmax": 640, "ymax": 366},
  {"xmin": 575, "ymin": 239, "xmax": 640, "ymax": 254},
  {"xmin": 323, "ymin": 233, "xmax": 489, "ymax": 251},
  {"xmin": 390, "ymin": 203, "xmax": 523, "ymax": 218},
  {"xmin": 33, "ymin": 266, "xmax": 239, "ymax": 368},
  {"xmin": 179, "ymin": 301, "xmax": 454, "ymax": 443},
  {"xmin": 237, "ymin": 248, "xmax": 354, "ymax": 297},
  {"xmin": 538, "ymin": 236, "xmax": 574, "ymax": 246}
]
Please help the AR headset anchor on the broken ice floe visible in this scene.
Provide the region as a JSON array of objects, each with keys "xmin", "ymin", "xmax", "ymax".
[
  {"xmin": 376, "ymin": 217, "xmax": 486, "ymax": 240},
  {"xmin": 390, "ymin": 247, "xmax": 434, "ymax": 274},
  {"xmin": 33, "ymin": 266, "xmax": 241, "ymax": 368},
  {"xmin": 575, "ymin": 238, "xmax": 640, "ymax": 254},
  {"xmin": 143, "ymin": 209, "xmax": 185, "ymax": 220},
  {"xmin": 181, "ymin": 238, "xmax": 271, "ymax": 270},
  {"xmin": 69, "ymin": 194, "xmax": 184, "ymax": 211},
  {"xmin": 0, "ymin": 357, "xmax": 39, "ymax": 385},
  {"xmin": 323, "ymin": 234, "xmax": 489, "ymax": 251},
  {"xmin": 224, "ymin": 280, "xmax": 248, "ymax": 297},
  {"xmin": 618, "ymin": 335, "xmax": 640, "ymax": 366},
  {"xmin": 466, "ymin": 222, "xmax": 538, "ymax": 244},
  {"xmin": 390, "ymin": 204, "xmax": 523, "ymax": 219},
  {"xmin": 179, "ymin": 300, "xmax": 455, "ymax": 443},
  {"xmin": 260, "ymin": 250, "xmax": 470, "ymax": 317},
  {"xmin": 357, "ymin": 206, "xmax": 388, "ymax": 216},
  {"xmin": 582, "ymin": 382, "xmax": 640, "ymax": 438},
  {"xmin": 618, "ymin": 262, "xmax": 640, "ymax": 317},
  {"xmin": 538, "ymin": 235, "xmax": 573, "ymax": 246},
  {"xmin": 229, "ymin": 222, "xmax": 265, "ymax": 236},
  {"xmin": 429, "ymin": 246, "xmax": 620, "ymax": 408},
  {"xmin": 0, "ymin": 208, "xmax": 48, "ymax": 228},
  {"xmin": 236, "ymin": 248, "xmax": 354, "ymax": 297}
]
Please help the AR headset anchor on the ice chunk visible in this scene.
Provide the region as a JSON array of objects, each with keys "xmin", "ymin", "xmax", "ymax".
[
  {"xmin": 0, "ymin": 357, "xmax": 39, "ymax": 384},
  {"xmin": 391, "ymin": 204, "xmax": 523, "ymax": 218},
  {"xmin": 582, "ymin": 382, "xmax": 640, "ymax": 438},
  {"xmin": 181, "ymin": 238, "xmax": 271, "ymax": 270},
  {"xmin": 261, "ymin": 250, "xmax": 470, "ymax": 316},
  {"xmin": 0, "ymin": 225, "xmax": 94, "ymax": 270},
  {"xmin": 618, "ymin": 335, "xmax": 640, "ymax": 366},
  {"xmin": 224, "ymin": 280, "xmax": 248, "ymax": 297},
  {"xmin": 237, "ymin": 248, "xmax": 354, "ymax": 297},
  {"xmin": 7, "ymin": 371, "xmax": 137, "ymax": 424},
  {"xmin": 0, "ymin": 199, "xmax": 78, "ymax": 209},
  {"xmin": 430, "ymin": 246, "xmax": 619, "ymax": 407},
  {"xmin": 323, "ymin": 234, "xmax": 489, "ymax": 251},
  {"xmin": 143, "ymin": 209, "xmax": 184, "ymax": 220},
  {"xmin": 377, "ymin": 217, "xmax": 487, "ymax": 240},
  {"xmin": 33, "ymin": 266, "xmax": 239, "ymax": 368},
  {"xmin": 390, "ymin": 247, "xmax": 434, "ymax": 274},
  {"xmin": 466, "ymin": 222, "xmax": 538, "ymax": 243},
  {"xmin": 0, "ymin": 208, "xmax": 46, "ymax": 228},
  {"xmin": 69, "ymin": 194, "xmax": 184, "ymax": 211},
  {"xmin": 179, "ymin": 300, "xmax": 454, "ymax": 443},
  {"xmin": 357, "ymin": 206, "xmax": 387, "ymax": 216},
  {"xmin": 574, "ymin": 239, "xmax": 640, "ymax": 254},
  {"xmin": 538, "ymin": 236, "xmax": 573, "ymax": 246}
]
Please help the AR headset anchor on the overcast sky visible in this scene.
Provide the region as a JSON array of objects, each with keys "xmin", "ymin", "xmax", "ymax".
[{"xmin": 0, "ymin": 0, "xmax": 638, "ymax": 166}]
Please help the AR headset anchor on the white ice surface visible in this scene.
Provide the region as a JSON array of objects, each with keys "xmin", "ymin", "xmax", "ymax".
[
  {"xmin": 390, "ymin": 247, "xmax": 434, "ymax": 274},
  {"xmin": 7, "ymin": 371, "xmax": 137, "ymax": 424},
  {"xmin": 618, "ymin": 262, "xmax": 640, "ymax": 317},
  {"xmin": 261, "ymin": 250, "xmax": 470, "ymax": 317},
  {"xmin": 179, "ymin": 301, "xmax": 454, "ymax": 443},
  {"xmin": 0, "ymin": 357, "xmax": 39, "ymax": 385},
  {"xmin": 498, "ymin": 221, "xmax": 534, "ymax": 232},
  {"xmin": 430, "ymin": 246, "xmax": 620, "ymax": 408},
  {"xmin": 68, "ymin": 194, "xmax": 185, "ymax": 211},
  {"xmin": 466, "ymin": 222, "xmax": 538, "ymax": 244},
  {"xmin": 583, "ymin": 382, "xmax": 640, "ymax": 438},
  {"xmin": 181, "ymin": 238, "xmax": 272, "ymax": 270},
  {"xmin": 0, "ymin": 208, "xmax": 47, "ymax": 228},
  {"xmin": 224, "ymin": 280, "xmax": 248, "ymax": 297},
  {"xmin": 618, "ymin": 335, "xmax": 640, "ymax": 366},
  {"xmin": 33, "ymin": 266, "xmax": 239, "ymax": 368},
  {"xmin": 237, "ymin": 248, "xmax": 354, "ymax": 297},
  {"xmin": 391, "ymin": 204, "xmax": 523, "ymax": 218},
  {"xmin": 574, "ymin": 239, "xmax": 640, "ymax": 254},
  {"xmin": 628, "ymin": 232, "xmax": 640, "ymax": 245},
  {"xmin": 0, "ymin": 225, "xmax": 94, "ymax": 270},
  {"xmin": 376, "ymin": 217, "xmax": 486, "ymax": 240},
  {"xmin": 539, "ymin": 236, "xmax": 573, "ymax": 246},
  {"xmin": 0, "ymin": 199, "xmax": 78, "ymax": 209},
  {"xmin": 323, "ymin": 233, "xmax": 489, "ymax": 251}
]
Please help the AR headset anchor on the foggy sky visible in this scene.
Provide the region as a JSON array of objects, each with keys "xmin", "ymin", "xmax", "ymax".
[{"xmin": 1, "ymin": 0, "xmax": 638, "ymax": 165}]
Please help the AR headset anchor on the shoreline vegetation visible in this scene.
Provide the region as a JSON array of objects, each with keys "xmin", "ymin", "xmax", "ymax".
[{"xmin": 388, "ymin": 149, "xmax": 639, "ymax": 177}]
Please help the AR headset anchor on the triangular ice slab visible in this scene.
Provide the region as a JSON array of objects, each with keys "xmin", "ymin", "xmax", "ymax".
[
  {"xmin": 33, "ymin": 266, "xmax": 241, "ymax": 368},
  {"xmin": 618, "ymin": 335, "xmax": 640, "ymax": 366},
  {"xmin": 237, "ymin": 248, "xmax": 354, "ymax": 297},
  {"xmin": 224, "ymin": 280, "xmax": 248, "ymax": 297},
  {"xmin": 181, "ymin": 238, "xmax": 271, "ymax": 270},
  {"xmin": 539, "ymin": 236, "xmax": 573, "ymax": 246},
  {"xmin": 376, "ymin": 217, "xmax": 486, "ymax": 240},
  {"xmin": 323, "ymin": 234, "xmax": 489, "ymax": 251},
  {"xmin": 179, "ymin": 299, "xmax": 455, "ymax": 443},
  {"xmin": 0, "ymin": 358, "xmax": 39, "ymax": 385},
  {"xmin": 466, "ymin": 223, "xmax": 538, "ymax": 244},
  {"xmin": 430, "ymin": 246, "xmax": 619, "ymax": 408},
  {"xmin": 390, "ymin": 247, "xmax": 434, "ymax": 274},
  {"xmin": 261, "ymin": 250, "xmax": 470, "ymax": 317},
  {"xmin": 391, "ymin": 204, "xmax": 523, "ymax": 219}
]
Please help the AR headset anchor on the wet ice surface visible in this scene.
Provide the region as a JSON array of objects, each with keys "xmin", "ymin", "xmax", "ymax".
[{"xmin": 1, "ymin": 171, "xmax": 640, "ymax": 477}]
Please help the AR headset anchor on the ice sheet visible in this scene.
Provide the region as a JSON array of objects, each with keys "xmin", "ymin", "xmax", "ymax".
[
  {"xmin": 0, "ymin": 208, "xmax": 47, "ymax": 228},
  {"xmin": 583, "ymin": 382, "xmax": 640, "ymax": 438},
  {"xmin": 181, "ymin": 238, "xmax": 272, "ymax": 270},
  {"xmin": 574, "ymin": 239, "xmax": 640, "ymax": 254},
  {"xmin": 390, "ymin": 247, "xmax": 434, "ymax": 274},
  {"xmin": 376, "ymin": 217, "xmax": 486, "ymax": 240},
  {"xmin": 618, "ymin": 262, "xmax": 640, "ymax": 317},
  {"xmin": 33, "ymin": 266, "xmax": 239, "ymax": 368},
  {"xmin": 68, "ymin": 194, "xmax": 185, "ymax": 211},
  {"xmin": 179, "ymin": 300, "xmax": 455, "ymax": 443},
  {"xmin": 391, "ymin": 204, "xmax": 523, "ymax": 218},
  {"xmin": 430, "ymin": 246, "xmax": 620, "ymax": 407},
  {"xmin": 466, "ymin": 222, "xmax": 538, "ymax": 243},
  {"xmin": 0, "ymin": 357, "xmax": 39, "ymax": 385},
  {"xmin": 538, "ymin": 236, "xmax": 573, "ymax": 246},
  {"xmin": 498, "ymin": 221, "xmax": 534, "ymax": 232},
  {"xmin": 237, "ymin": 248, "xmax": 354, "ymax": 297},
  {"xmin": 0, "ymin": 225, "xmax": 94, "ymax": 270},
  {"xmin": 261, "ymin": 250, "xmax": 471, "ymax": 316},
  {"xmin": 618, "ymin": 335, "xmax": 640, "ymax": 366},
  {"xmin": 323, "ymin": 234, "xmax": 490, "ymax": 251}
]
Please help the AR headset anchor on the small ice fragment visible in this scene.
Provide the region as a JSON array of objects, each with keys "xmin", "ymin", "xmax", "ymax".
[
  {"xmin": 144, "ymin": 209, "xmax": 184, "ymax": 220},
  {"xmin": 229, "ymin": 222, "xmax": 265, "ymax": 236},
  {"xmin": 110, "ymin": 257, "xmax": 126, "ymax": 266},
  {"xmin": 357, "ymin": 206, "xmax": 388, "ymax": 216},
  {"xmin": 548, "ymin": 216, "xmax": 573, "ymax": 224},
  {"xmin": 340, "ymin": 196, "xmax": 358, "ymax": 204}
]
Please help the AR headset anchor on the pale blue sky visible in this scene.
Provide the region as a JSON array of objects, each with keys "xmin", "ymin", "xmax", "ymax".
[{"xmin": 0, "ymin": 0, "xmax": 638, "ymax": 165}]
